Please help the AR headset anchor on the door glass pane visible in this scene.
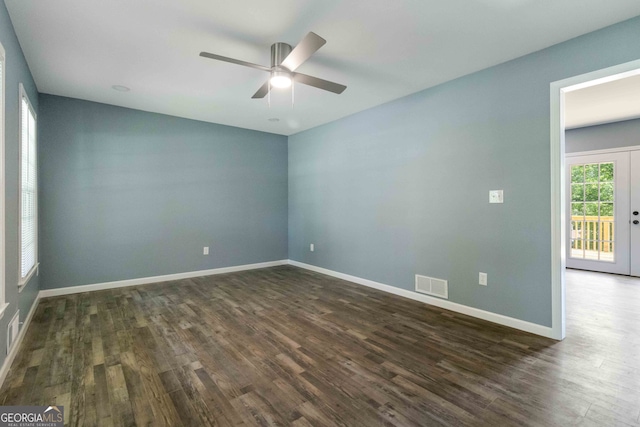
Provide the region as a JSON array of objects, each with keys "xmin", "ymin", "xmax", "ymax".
[
  {"xmin": 584, "ymin": 184, "xmax": 599, "ymax": 201},
  {"xmin": 585, "ymin": 202, "xmax": 598, "ymax": 216},
  {"xmin": 571, "ymin": 203, "xmax": 584, "ymax": 216},
  {"xmin": 600, "ymin": 183, "xmax": 613, "ymax": 201},
  {"xmin": 571, "ymin": 184, "xmax": 584, "ymax": 202},
  {"xmin": 600, "ymin": 203, "xmax": 613, "ymax": 216},
  {"xmin": 600, "ymin": 163, "xmax": 614, "ymax": 181},
  {"xmin": 571, "ymin": 165, "xmax": 584, "ymax": 183},
  {"xmin": 569, "ymin": 161, "xmax": 615, "ymax": 262},
  {"xmin": 584, "ymin": 241, "xmax": 599, "ymax": 259},
  {"xmin": 584, "ymin": 164, "xmax": 599, "ymax": 182}
]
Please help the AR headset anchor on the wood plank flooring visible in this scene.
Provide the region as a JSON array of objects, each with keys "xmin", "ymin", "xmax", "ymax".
[{"xmin": 0, "ymin": 266, "xmax": 639, "ymax": 426}]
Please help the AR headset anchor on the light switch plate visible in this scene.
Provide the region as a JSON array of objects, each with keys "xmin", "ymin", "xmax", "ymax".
[
  {"xmin": 479, "ymin": 272, "xmax": 488, "ymax": 286},
  {"xmin": 489, "ymin": 190, "xmax": 504, "ymax": 204}
]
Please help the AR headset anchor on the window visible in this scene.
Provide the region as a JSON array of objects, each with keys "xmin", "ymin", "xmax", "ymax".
[
  {"xmin": 19, "ymin": 84, "xmax": 37, "ymax": 286},
  {"xmin": 570, "ymin": 162, "xmax": 615, "ymax": 262},
  {"xmin": 0, "ymin": 43, "xmax": 6, "ymax": 313}
]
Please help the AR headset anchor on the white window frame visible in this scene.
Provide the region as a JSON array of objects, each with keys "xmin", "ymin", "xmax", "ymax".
[
  {"xmin": 18, "ymin": 83, "xmax": 38, "ymax": 289},
  {"xmin": 0, "ymin": 42, "xmax": 7, "ymax": 316}
]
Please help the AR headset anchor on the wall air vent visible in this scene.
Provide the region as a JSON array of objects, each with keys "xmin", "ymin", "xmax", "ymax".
[
  {"xmin": 415, "ymin": 275, "xmax": 448, "ymax": 299},
  {"xmin": 6, "ymin": 310, "xmax": 19, "ymax": 355}
]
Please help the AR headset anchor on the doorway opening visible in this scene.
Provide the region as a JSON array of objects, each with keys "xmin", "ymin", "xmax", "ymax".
[{"xmin": 551, "ymin": 60, "xmax": 640, "ymax": 340}]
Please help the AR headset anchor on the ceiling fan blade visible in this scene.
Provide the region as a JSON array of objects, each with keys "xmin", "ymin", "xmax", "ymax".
[
  {"xmin": 251, "ymin": 81, "xmax": 270, "ymax": 99},
  {"xmin": 199, "ymin": 52, "xmax": 271, "ymax": 72},
  {"xmin": 280, "ymin": 32, "xmax": 326, "ymax": 72},
  {"xmin": 293, "ymin": 73, "xmax": 346, "ymax": 94}
]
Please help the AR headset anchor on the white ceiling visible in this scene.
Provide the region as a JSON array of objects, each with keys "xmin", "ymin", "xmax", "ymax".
[
  {"xmin": 6, "ymin": 0, "xmax": 640, "ymax": 136},
  {"xmin": 565, "ymin": 73, "xmax": 640, "ymax": 129}
]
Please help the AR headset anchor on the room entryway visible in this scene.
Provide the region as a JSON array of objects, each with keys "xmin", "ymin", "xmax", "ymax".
[
  {"xmin": 566, "ymin": 149, "xmax": 640, "ymax": 276},
  {"xmin": 550, "ymin": 59, "xmax": 640, "ymax": 340}
]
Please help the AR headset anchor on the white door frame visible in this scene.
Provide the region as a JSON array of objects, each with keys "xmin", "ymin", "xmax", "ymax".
[
  {"xmin": 630, "ymin": 151, "xmax": 640, "ymax": 277},
  {"xmin": 550, "ymin": 59, "xmax": 640, "ymax": 340}
]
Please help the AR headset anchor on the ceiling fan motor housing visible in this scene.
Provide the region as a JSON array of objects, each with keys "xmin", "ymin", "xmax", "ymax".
[{"xmin": 271, "ymin": 43, "xmax": 293, "ymax": 70}]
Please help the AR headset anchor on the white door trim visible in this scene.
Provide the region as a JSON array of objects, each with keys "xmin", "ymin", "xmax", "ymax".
[
  {"xmin": 566, "ymin": 145, "xmax": 640, "ymax": 158},
  {"xmin": 630, "ymin": 151, "xmax": 640, "ymax": 277},
  {"xmin": 550, "ymin": 59, "xmax": 640, "ymax": 341}
]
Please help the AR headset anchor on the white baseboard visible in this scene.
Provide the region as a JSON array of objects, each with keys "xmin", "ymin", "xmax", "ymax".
[
  {"xmin": 39, "ymin": 260, "xmax": 289, "ymax": 298},
  {"xmin": 0, "ymin": 294, "xmax": 41, "ymax": 389},
  {"xmin": 288, "ymin": 260, "xmax": 554, "ymax": 339}
]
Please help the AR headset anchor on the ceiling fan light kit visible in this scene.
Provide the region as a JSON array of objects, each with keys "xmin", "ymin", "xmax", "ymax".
[
  {"xmin": 270, "ymin": 70, "xmax": 292, "ymax": 89},
  {"xmin": 200, "ymin": 32, "xmax": 346, "ymax": 103}
]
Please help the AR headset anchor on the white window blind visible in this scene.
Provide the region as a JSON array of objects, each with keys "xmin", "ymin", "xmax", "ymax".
[{"xmin": 20, "ymin": 87, "xmax": 37, "ymax": 281}]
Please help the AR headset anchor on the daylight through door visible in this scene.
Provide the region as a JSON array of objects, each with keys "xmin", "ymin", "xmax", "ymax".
[{"xmin": 566, "ymin": 152, "xmax": 630, "ymax": 275}]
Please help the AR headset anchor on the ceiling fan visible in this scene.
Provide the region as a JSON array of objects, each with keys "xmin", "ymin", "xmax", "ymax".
[{"xmin": 200, "ymin": 32, "xmax": 347, "ymax": 99}]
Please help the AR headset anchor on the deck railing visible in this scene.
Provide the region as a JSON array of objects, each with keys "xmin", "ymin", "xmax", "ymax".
[{"xmin": 570, "ymin": 215, "xmax": 614, "ymax": 252}]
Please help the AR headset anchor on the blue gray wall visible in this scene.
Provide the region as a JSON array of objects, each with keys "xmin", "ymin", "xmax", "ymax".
[
  {"xmin": 566, "ymin": 118, "xmax": 640, "ymax": 153},
  {"xmin": 38, "ymin": 95, "xmax": 288, "ymax": 290},
  {"xmin": 0, "ymin": 0, "xmax": 40, "ymax": 363},
  {"xmin": 289, "ymin": 16, "xmax": 640, "ymax": 327}
]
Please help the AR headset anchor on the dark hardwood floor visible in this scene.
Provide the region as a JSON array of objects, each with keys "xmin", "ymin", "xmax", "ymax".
[{"xmin": 0, "ymin": 266, "xmax": 639, "ymax": 426}]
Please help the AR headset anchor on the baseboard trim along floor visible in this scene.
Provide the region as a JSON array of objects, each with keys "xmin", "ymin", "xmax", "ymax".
[
  {"xmin": 38, "ymin": 260, "xmax": 289, "ymax": 298},
  {"xmin": 36, "ymin": 258, "xmax": 553, "ymax": 339},
  {"xmin": 288, "ymin": 260, "xmax": 554, "ymax": 339}
]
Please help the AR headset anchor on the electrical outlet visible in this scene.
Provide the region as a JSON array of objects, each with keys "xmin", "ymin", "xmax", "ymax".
[
  {"xmin": 310, "ymin": 243, "xmax": 314, "ymax": 252},
  {"xmin": 489, "ymin": 190, "xmax": 504, "ymax": 204},
  {"xmin": 479, "ymin": 272, "xmax": 488, "ymax": 286},
  {"xmin": 203, "ymin": 246, "xmax": 209, "ymax": 255}
]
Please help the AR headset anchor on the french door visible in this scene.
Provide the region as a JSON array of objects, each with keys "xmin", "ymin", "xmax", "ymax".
[{"xmin": 566, "ymin": 150, "xmax": 640, "ymax": 276}]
